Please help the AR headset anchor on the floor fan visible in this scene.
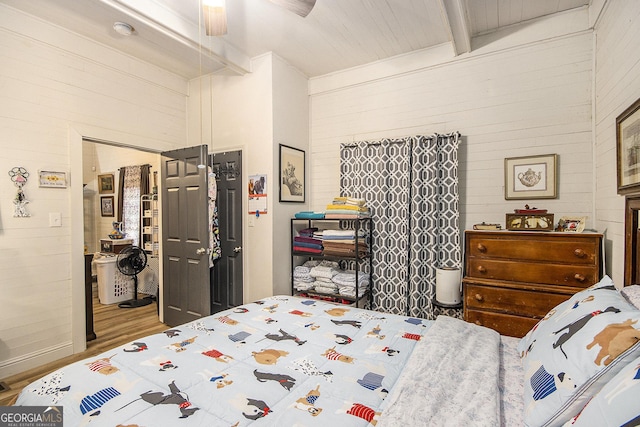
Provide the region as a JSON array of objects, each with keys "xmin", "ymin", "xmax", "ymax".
[{"xmin": 117, "ymin": 246, "xmax": 152, "ymax": 308}]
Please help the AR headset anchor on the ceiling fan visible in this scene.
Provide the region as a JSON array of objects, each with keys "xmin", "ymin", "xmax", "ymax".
[{"xmin": 203, "ymin": 0, "xmax": 316, "ymax": 36}]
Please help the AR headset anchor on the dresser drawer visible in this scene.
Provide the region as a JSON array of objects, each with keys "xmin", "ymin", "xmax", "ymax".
[
  {"xmin": 466, "ymin": 258, "xmax": 599, "ymax": 288},
  {"xmin": 465, "ymin": 309, "xmax": 538, "ymax": 338},
  {"xmin": 464, "ymin": 283, "xmax": 570, "ymax": 318},
  {"xmin": 467, "ymin": 235, "xmax": 599, "ymax": 265}
]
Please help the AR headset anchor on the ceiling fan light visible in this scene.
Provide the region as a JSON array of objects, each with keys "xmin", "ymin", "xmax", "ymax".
[
  {"xmin": 203, "ymin": 0, "xmax": 225, "ymax": 6},
  {"xmin": 203, "ymin": 0, "xmax": 227, "ymax": 36},
  {"xmin": 268, "ymin": 0, "xmax": 316, "ymax": 17},
  {"xmin": 113, "ymin": 21, "xmax": 134, "ymax": 36}
]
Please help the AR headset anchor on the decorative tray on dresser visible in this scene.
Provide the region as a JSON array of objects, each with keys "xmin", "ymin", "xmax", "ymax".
[{"xmin": 462, "ymin": 230, "xmax": 603, "ymax": 337}]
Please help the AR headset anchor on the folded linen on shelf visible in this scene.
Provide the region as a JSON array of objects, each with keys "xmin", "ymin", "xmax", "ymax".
[
  {"xmin": 314, "ymin": 283, "xmax": 339, "ymax": 294},
  {"xmin": 338, "ymin": 285, "xmax": 368, "ymax": 298},
  {"xmin": 324, "ymin": 213, "xmax": 370, "ymax": 219},
  {"xmin": 332, "ymin": 196, "xmax": 347, "ymax": 204},
  {"xmin": 293, "ymin": 241, "xmax": 323, "ymax": 250},
  {"xmin": 346, "ymin": 197, "xmax": 366, "ymax": 206},
  {"xmin": 294, "ymin": 211, "xmax": 325, "ymax": 219},
  {"xmin": 323, "ymin": 211, "xmax": 371, "ymax": 217},
  {"xmin": 323, "ymin": 245, "xmax": 369, "ymax": 257},
  {"xmin": 302, "ymin": 260, "xmax": 321, "ymax": 268},
  {"xmin": 298, "ymin": 227, "xmax": 318, "ymax": 237},
  {"xmin": 294, "ymin": 280, "xmax": 315, "ymax": 291},
  {"xmin": 310, "ymin": 265, "xmax": 339, "ymax": 279},
  {"xmin": 326, "ymin": 204, "xmax": 369, "ymax": 212},
  {"xmin": 294, "ymin": 235, "xmax": 323, "ymax": 245},
  {"xmin": 293, "ymin": 266, "xmax": 315, "ymax": 282},
  {"xmin": 333, "ymin": 270, "xmax": 370, "ymax": 286},
  {"xmin": 323, "ymin": 240, "xmax": 367, "ymax": 248},
  {"xmin": 293, "ymin": 245, "xmax": 322, "ymax": 254},
  {"xmin": 322, "ymin": 229, "xmax": 364, "ymax": 238}
]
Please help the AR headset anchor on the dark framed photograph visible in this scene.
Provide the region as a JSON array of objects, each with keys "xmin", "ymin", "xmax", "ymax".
[
  {"xmin": 279, "ymin": 144, "xmax": 305, "ymax": 202},
  {"xmin": 101, "ymin": 196, "xmax": 114, "ymax": 217},
  {"xmin": 98, "ymin": 173, "xmax": 115, "ymax": 194},
  {"xmin": 504, "ymin": 154, "xmax": 557, "ymax": 200},
  {"xmin": 616, "ymin": 97, "xmax": 640, "ymax": 194}
]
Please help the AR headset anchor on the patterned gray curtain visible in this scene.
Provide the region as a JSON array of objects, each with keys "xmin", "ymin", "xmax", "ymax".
[{"xmin": 340, "ymin": 133, "xmax": 461, "ymax": 319}]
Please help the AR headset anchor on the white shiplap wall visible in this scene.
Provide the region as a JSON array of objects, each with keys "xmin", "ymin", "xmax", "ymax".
[
  {"xmin": 0, "ymin": 5, "xmax": 188, "ymax": 377},
  {"xmin": 594, "ymin": 1, "xmax": 640, "ymax": 286},
  {"xmin": 309, "ymin": 30, "xmax": 594, "ymax": 234}
]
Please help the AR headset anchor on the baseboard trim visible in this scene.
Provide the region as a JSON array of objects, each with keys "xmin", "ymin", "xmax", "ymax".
[{"xmin": 0, "ymin": 342, "xmax": 73, "ymax": 379}]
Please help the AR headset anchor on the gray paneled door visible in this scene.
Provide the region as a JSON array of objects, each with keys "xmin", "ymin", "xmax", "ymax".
[
  {"xmin": 161, "ymin": 146, "xmax": 210, "ymax": 326},
  {"xmin": 211, "ymin": 150, "xmax": 243, "ymax": 313}
]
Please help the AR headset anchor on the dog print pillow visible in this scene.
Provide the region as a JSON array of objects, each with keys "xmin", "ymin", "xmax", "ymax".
[{"xmin": 517, "ymin": 275, "xmax": 640, "ymax": 427}]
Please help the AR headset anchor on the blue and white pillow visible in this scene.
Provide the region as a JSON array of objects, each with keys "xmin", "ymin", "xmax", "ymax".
[
  {"xmin": 563, "ymin": 354, "xmax": 640, "ymax": 426},
  {"xmin": 517, "ymin": 276, "xmax": 640, "ymax": 427}
]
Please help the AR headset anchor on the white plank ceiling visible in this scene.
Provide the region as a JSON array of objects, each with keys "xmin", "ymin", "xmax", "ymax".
[{"xmin": 0, "ymin": 0, "xmax": 590, "ymax": 79}]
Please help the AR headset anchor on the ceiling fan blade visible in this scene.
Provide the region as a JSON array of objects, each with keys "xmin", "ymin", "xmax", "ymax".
[
  {"xmin": 268, "ymin": 0, "xmax": 316, "ymax": 17},
  {"xmin": 203, "ymin": 1, "xmax": 227, "ymax": 36}
]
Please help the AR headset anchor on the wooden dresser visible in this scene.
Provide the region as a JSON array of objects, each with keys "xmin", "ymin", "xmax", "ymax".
[{"xmin": 463, "ymin": 230, "xmax": 603, "ymax": 337}]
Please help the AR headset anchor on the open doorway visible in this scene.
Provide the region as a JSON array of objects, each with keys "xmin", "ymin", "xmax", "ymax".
[
  {"xmin": 82, "ymin": 139, "xmax": 162, "ymax": 345},
  {"xmin": 625, "ymin": 195, "xmax": 640, "ymax": 286}
]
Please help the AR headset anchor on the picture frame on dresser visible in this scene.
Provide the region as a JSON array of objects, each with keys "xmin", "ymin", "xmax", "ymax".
[
  {"xmin": 616, "ymin": 96, "xmax": 640, "ymax": 195},
  {"xmin": 279, "ymin": 144, "xmax": 305, "ymax": 203},
  {"xmin": 504, "ymin": 154, "xmax": 557, "ymax": 200}
]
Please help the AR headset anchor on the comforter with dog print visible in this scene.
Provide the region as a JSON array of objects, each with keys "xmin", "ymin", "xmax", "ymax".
[{"xmin": 15, "ymin": 295, "xmax": 435, "ymax": 426}]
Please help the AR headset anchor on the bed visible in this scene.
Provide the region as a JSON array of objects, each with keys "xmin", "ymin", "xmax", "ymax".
[{"xmin": 14, "ymin": 277, "xmax": 640, "ymax": 426}]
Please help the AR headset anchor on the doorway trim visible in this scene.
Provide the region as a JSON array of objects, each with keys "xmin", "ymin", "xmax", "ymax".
[
  {"xmin": 624, "ymin": 194, "xmax": 640, "ymax": 286},
  {"xmin": 69, "ymin": 125, "xmax": 165, "ymax": 354}
]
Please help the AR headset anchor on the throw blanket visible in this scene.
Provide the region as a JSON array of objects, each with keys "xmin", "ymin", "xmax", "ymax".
[{"xmin": 378, "ymin": 316, "xmax": 501, "ymax": 427}]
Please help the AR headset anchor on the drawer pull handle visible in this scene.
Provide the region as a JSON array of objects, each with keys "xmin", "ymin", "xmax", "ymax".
[
  {"xmin": 574, "ymin": 249, "xmax": 586, "ymax": 258},
  {"xmin": 475, "ymin": 320, "xmax": 482, "ymax": 326},
  {"xmin": 475, "ymin": 294, "xmax": 484, "ymax": 302},
  {"xmin": 477, "ymin": 265, "xmax": 486, "ymax": 273},
  {"xmin": 574, "ymin": 273, "xmax": 586, "ymax": 282},
  {"xmin": 477, "ymin": 244, "xmax": 487, "ymax": 253}
]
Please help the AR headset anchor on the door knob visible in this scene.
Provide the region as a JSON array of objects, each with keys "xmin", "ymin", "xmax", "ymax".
[
  {"xmin": 234, "ymin": 246, "xmax": 242, "ymax": 253},
  {"xmin": 196, "ymin": 247, "xmax": 207, "ymax": 255}
]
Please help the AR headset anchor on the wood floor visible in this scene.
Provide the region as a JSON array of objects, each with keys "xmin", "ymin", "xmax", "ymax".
[{"xmin": 0, "ymin": 288, "xmax": 166, "ymax": 406}]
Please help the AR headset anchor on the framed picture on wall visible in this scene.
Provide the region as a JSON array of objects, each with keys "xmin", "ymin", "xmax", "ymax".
[
  {"xmin": 504, "ymin": 154, "xmax": 557, "ymax": 200},
  {"xmin": 616, "ymin": 97, "xmax": 640, "ymax": 194},
  {"xmin": 98, "ymin": 173, "xmax": 115, "ymax": 194},
  {"xmin": 38, "ymin": 170, "xmax": 67, "ymax": 188},
  {"xmin": 101, "ymin": 196, "xmax": 114, "ymax": 217},
  {"xmin": 279, "ymin": 144, "xmax": 305, "ymax": 203}
]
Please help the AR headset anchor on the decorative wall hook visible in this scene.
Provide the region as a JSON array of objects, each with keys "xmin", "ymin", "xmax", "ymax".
[{"xmin": 8, "ymin": 166, "xmax": 30, "ymax": 217}]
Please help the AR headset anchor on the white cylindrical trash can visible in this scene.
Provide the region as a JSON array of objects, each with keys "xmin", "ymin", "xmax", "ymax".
[
  {"xmin": 94, "ymin": 255, "xmax": 133, "ymax": 304},
  {"xmin": 435, "ymin": 267, "xmax": 462, "ymax": 305}
]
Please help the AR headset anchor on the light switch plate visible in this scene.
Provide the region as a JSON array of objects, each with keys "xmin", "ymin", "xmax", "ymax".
[{"xmin": 49, "ymin": 212, "xmax": 62, "ymax": 227}]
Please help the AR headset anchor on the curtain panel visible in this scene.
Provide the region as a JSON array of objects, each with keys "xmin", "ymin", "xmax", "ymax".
[
  {"xmin": 117, "ymin": 164, "xmax": 150, "ymax": 246},
  {"xmin": 340, "ymin": 133, "xmax": 461, "ymax": 319}
]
